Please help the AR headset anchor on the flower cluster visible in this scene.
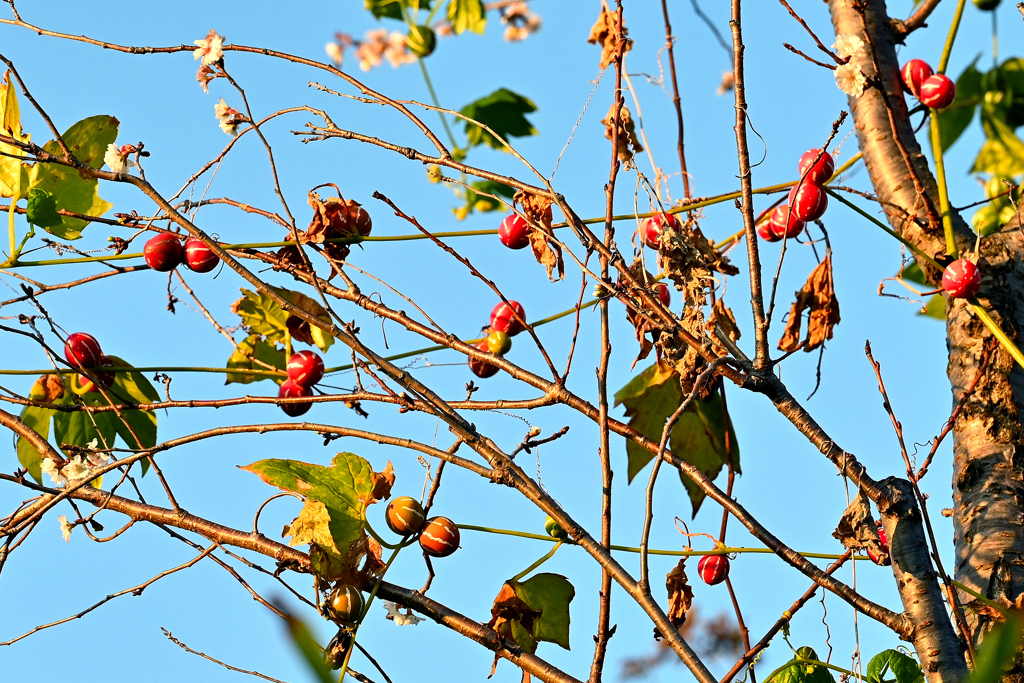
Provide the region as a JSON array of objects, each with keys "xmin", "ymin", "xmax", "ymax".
[
  {"xmin": 832, "ymin": 34, "xmax": 867, "ymax": 97},
  {"xmin": 194, "ymin": 29, "xmax": 224, "ymax": 66},
  {"xmin": 41, "ymin": 449, "xmax": 110, "ymax": 488},
  {"xmin": 355, "ymin": 29, "xmax": 416, "ymax": 71},
  {"xmin": 501, "ymin": 2, "xmax": 541, "ymax": 42}
]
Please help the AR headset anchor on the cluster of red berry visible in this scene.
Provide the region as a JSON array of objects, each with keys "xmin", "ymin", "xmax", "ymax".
[
  {"xmin": 386, "ymin": 495, "xmax": 461, "ymax": 557},
  {"xmin": 64, "ymin": 332, "xmax": 116, "ymax": 394},
  {"xmin": 759, "ymin": 149, "xmax": 835, "ymax": 243},
  {"xmin": 277, "ymin": 350, "xmax": 325, "ymax": 417},
  {"xmin": 470, "ymin": 300, "xmax": 527, "ymax": 379},
  {"xmin": 143, "ymin": 233, "xmax": 220, "ymax": 274},
  {"xmin": 901, "ymin": 59, "xmax": 956, "ymax": 110}
]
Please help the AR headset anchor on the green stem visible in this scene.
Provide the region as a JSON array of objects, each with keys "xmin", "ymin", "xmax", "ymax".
[
  {"xmin": 4, "ymin": 188, "xmax": 19, "ymax": 267},
  {"xmin": 970, "ymin": 301, "xmax": 1024, "ymax": 368},
  {"xmin": 764, "ymin": 656, "xmax": 859, "ymax": 683},
  {"xmin": 418, "ymin": 58, "xmax": 459, "ymax": 152},
  {"xmin": 826, "ymin": 189, "xmax": 943, "ymax": 269},
  {"xmin": 938, "ymin": 0, "xmax": 968, "ymax": 74},
  {"xmin": 509, "ymin": 541, "xmax": 562, "ymax": 584},
  {"xmin": 929, "ymin": 113, "xmax": 958, "ymax": 257},
  {"xmin": 952, "ymin": 579, "xmax": 1009, "ymax": 615},
  {"xmin": 338, "ymin": 543, "xmax": 405, "ymax": 682}
]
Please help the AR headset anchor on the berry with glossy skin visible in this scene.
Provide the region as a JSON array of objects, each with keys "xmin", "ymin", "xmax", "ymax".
[
  {"xmin": 642, "ymin": 212, "xmax": 682, "ymax": 250},
  {"xmin": 351, "ymin": 204, "xmax": 373, "ymax": 237},
  {"xmin": 499, "ymin": 214, "xmax": 531, "ymax": 250},
  {"xmin": 287, "ymin": 350, "xmax": 325, "ymax": 388},
  {"xmin": 64, "ymin": 332, "xmax": 103, "ymax": 370},
  {"xmin": 788, "ymin": 183, "xmax": 828, "ymax": 222},
  {"xmin": 385, "ymin": 496, "xmax": 426, "ymax": 536},
  {"xmin": 942, "ymin": 259, "xmax": 982, "ymax": 298},
  {"xmin": 868, "ymin": 523, "xmax": 892, "ymax": 566},
  {"xmin": 490, "ymin": 301, "xmax": 527, "ymax": 336},
  {"xmin": 797, "ymin": 149, "xmax": 835, "ymax": 185},
  {"xmin": 757, "ymin": 220, "xmax": 781, "ymax": 243},
  {"xmin": 485, "ymin": 330, "xmax": 512, "ymax": 355},
  {"xmin": 697, "ymin": 554, "xmax": 730, "ymax": 585},
  {"xmin": 406, "ymin": 24, "xmax": 437, "ymax": 57},
  {"xmin": 184, "ymin": 238, "xmax": 220, "ymax": 273},
  {"xmin": 919, "ymin": 74, "xmax": 956, "ymax": 110},
  {"xmin": 325, "ymin": 585, "xmax": 365, "ymax": 624},
  {"xmin": 469, "ymin": 341, "xmax": 500, "ymax": 379},
  {"xmin": 419, "ymin": 516, "xmax": 460, "ymax": 557},
  {"xmin": 653, "ymin": 282, "xmax": 671, "ymax": 307},
  {"xmin": 144, "ymin": 233, "xmax": 184, "ymax": 272},
  {"xmin": 545, "ymin": 515, "xmax": 568, "ymax": 541},
  {"xmin": 769, "ymin": 204, "xmax": 806, "ymax": 240},
  {"xmin": 325, "ymin": 629, "xmax": 353, "ymax": 670},
  {"xmin": 278, "ymin": 379, "xmax": 313, "ymax": 417},
  {"xmin": 73, "ymin": 357, "xmax": 115, "ymax": 395},
  {"xmin": 901, "ymin": 59, "xmax": 934, "ymax": 98}
]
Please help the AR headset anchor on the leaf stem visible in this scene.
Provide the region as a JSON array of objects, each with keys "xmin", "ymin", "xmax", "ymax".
[
  {"xmin": 509, "ymin": 540, "xmax": 562, "ymax": 584},
  {"xmin": 418, "ymin": 58, "xmax": 459, "ymax": 153},
  {"xmin": 969, "ymin": 301, "xmax": 1024, "ymax": 368},
  {"xmin": 938, "ymin": 0, "xmax": 968, "ymax": 74},
  {"xmin": 929, "ymin": 113, "xmax": 958, "ymax": 257}
]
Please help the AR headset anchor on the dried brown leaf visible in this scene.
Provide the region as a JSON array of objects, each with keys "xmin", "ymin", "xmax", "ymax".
[
  {"xmin": 369, "ymin": 460, "xmax": 395, "ymax": 503},
  {"xmin": 778, "ymin": 252, "xmax": 840, "ymax": 353},
  {"xmin": 516, "ymin": 189, "xmax": 563, "ymax": 282},
  {"xmin": 601, "ymin": 102, "xmax": 643, "ymax": 164},
  {"xmin": 588, "ymin": 6, "xmax": 631, "ymax": 70},
  {"xmin": 832, "ymin": 489, "xmax": 887, "ymax": 562},
  {"xmin": 659, "ymin": 218, "xmax": 738, "ymax": 309},
  {"xmin": 29, "ymin": 374, "xmax": 65, "ymax": 403},
  {"xmin": 666, "ymin": 559, "xmax": 694, "ymax": 630},
  {"xmin": 706, "ymin": 299, "xmax": 741, "ymax": 355}
]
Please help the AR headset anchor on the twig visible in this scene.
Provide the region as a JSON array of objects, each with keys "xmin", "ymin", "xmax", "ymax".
[{"xmin": 661, "ymin": 0, "xmax": 691, "ymax": 198}]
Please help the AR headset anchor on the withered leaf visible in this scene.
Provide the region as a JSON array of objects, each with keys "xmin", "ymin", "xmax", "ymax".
[
  {"xmin": 619, "ymin": 259, "xmax": 662, "ymax": 367},
  {"xmin": 601, "ymin": 102, "xmax": 643, "ymax": 165},
  {"xmin": 369, "ymin": 460, "xmax": 395, "ymax": 503},
  {"xmin": 516, "ymin": 189, "xmax": 564, "ymax": 282},
  {"xmin": 832, "ymin": 489, "xmax": 887, "ymax": 563},
  {"xmin": 488, "ymin": 582, "xmax": 542, "ymax": 655},
  {"xmin": 659, "ymin": 217, "xmax": 738, "ymax": 309},
  {"xmin": 706, "ymin": 299, "xmax": 741, "ymax": 356},
  {"xmin": 304, "ymin": 190, "xmax": 368, "ymax": 244},
  {"xmin": 778, "ymin": 252, "xmax": 840, "ymax": 353},
  {"xmin": 29, "ymin": 373, "xmax": 66, "ymax": 403},
  {"xmin": 587, "ymin": 6, "xmax": 631, "ymax": 70},
  {"xmin": 666, "ymin": 558, "xmax": 694, "ymax": 630}
]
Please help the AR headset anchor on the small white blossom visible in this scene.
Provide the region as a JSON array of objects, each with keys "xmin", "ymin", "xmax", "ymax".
[
  {"xmin": 41, "ymin": 458, "xmax": 66, "ymax": 486},
  {"xmin": 196, "ymin": 64, "xmax": 216, "ymax": 93},
  {"xmin": 103, "ymin": 143, "xmax": 135, "ymax": 174},
  {"xmin": 58, "ymin": 515, "xmax": 72, "ymax": 543},
  {"xmin": 62, "ymin": 456, "xmax": 91, "ymax": 482},
  {"xmin": 87, "ymin": 450, "xmax": 110, "ymax": 468},
  {"xmin": 194, "ymin": 29, "xmax": 224, "ymax": 66},
  {"xmin": 325, "ymin": 42, "xmax": 344, "ymax": 66},
  {"xmin": 835, "ymin": 62, "xmax": 867, "ymax": 97},
  {"xmin": 384, "ymin": 601, "xmax": 425, "ymax": 626},
  {"xmin": 832, "ymin": 34, "xmax": 864, "ymax": 60},
  {"xmin": 214, "ymin": 98, "xmax": 241, "ymax": 136},
  {"xmin": 384, "ymin": 32, "xmax": 416, "ymax": 68}
]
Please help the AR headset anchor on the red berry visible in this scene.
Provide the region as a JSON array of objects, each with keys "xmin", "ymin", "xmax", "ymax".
[
  {"xmin": 797, "ymin": 149, "xmax": 835, "ymax": 185},
  {"xmin": 469, "ymin": 341, "xmax": 500, "ymax": 379},
  {"xmin": 184, "ymin": 238, "xmax": 220, "ymax": 273},
  {"xmin": 788, "ymin": 183, "xmax": 828, "ymax": 222},
  {"xmin": 868, "ymin": 523, "xmax": 892, "ymax": 566},
  {"xmin": 919, "ymin": 74, "xmax": 956, "ymax": 110},
  {"xmin": 386, "ymin": 496, "xmax": 427, "ymax": 536},
  {"xmin": 287, "ymin": 350, "xmax": 325, "ymax": 388},
  {"xmin": 64, "ymin": 332, "xmax": 103, "ymax": 370},
  {"xmin": 419, "ymin": 516, "xmax": 460, "ymax": 557},
  {"xmin": 942, "ymin": 259, "xmax": 981, "ymax": 298},
  {"xmin": 490, "ymin": 301, "xmax": 526, "ymax": 336},
  {"xmin": 769, "ymin": 204, "xmax": 806, "ymax": 240},
  {"xmin": 642, "ymin": 212, "xmax": 682, "ymax": 250},
  {"xmin": 697, "ymin": 554, "xmax": 730, "ymax": 585},
  {"xmin": 74, "ymin": 357, "xmax": 115, "ymax": 395},
  {"xmin": 278, "ymin": 379, "xmax": 313, "ymax": 417},
  {"xmin": 901, "ymin": 59, "xmax": 934, "ymax": 99},
  {"xmin": 653, "ymin": 282, "xmax": 671, "ymax": 307},
  {"xmin": 499, "ymin": 214, "xmax": 531, "ymax": 250},
  {"xmin": 757, "ymin": 220, "xmax": 781, "ymax": 243},
  {"xmin": 352, "ymin": 205, "xmax": 372, "ymax": 237},
  {"xmin": 144, "ymin": 233, "xmax": 184, "ymax": 272}
]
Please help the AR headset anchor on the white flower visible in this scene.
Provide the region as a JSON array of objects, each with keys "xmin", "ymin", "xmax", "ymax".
[
  {"xmin": 325, "ymin": 42, "xmax": 343, "ymax": 65},
  {"xmin": 41, "ymin": 458, "xmax": 66, "ymax": 486},
  {"xmin": 58, "ymin": 515, "xmax": 72, "ymax": 543},
  {"xmin": 214, "ymin": 98, "xmax": 241, "ymax": 136},
  {"xmin": 194, "ymin": 29, "xmax": 224, "ymax": 66},
  {"xmin": 62, "ymin": 456, "xmax": 91, "ymax": 482},
  {"xmin": 357, "ymin": 29, "xmax": 387, "ymax": 71},
  {"xmin": 832, "ymin": 34, "xmax": 864, "ymax": 61},
  {"xmin": 835, "ymin": 62, "xmax": 867, "ymax": 97},
  {"xmin": 103, "ymin": 143, "xmax": 135, "ymax": 174},
  {"xmin": 87, "ymin": 450, "xmax": 110, "ymax": 468},
  {"xmin": 196, "ymin": 65, "xmax": 216, "ymax": 93},
  {"xmin": 384, "ymin": 601, "xmax": 425, "ymax": 626},
  {"xmin": 383, "ymin": 32, "xmax": 416, "ymax": 68}
]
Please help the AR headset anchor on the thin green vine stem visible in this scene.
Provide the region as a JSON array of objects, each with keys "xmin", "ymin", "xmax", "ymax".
[
  {"xmin": 338, "ymin": 542, "xmax": 405, "ymax": 682},
  {"xmin": 938, "ymin": 0, "xmax": 968, "ymax": 74},
  {"xmin": 418, "ymin": 58, "xmax": 459, "ymax": 153},
  {"xmin": 825, "ymin": 189, "xmax": 943, "ymax": 269},
  {"xmin": 970, "ymin": 301, "xmax": 1024, "ymax": 368},
  {"xmin": 4, "ymin": 188, "xmax": 19, "ymax": 268},
  {"xmin": 509, "ymin": 540, "xmax": 562, "ymax": 584},
  {"xmin": 930, "ymin": 114, "xmax": 959, "ymax": 257},
  {"xmin": 952, "ymin": 579, "xmax": 1009, "ymax": 615}
]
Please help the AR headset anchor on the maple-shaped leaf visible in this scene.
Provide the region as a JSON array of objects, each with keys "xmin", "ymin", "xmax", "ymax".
[
  {"xmin": 231, "ymin": 287, "xmax": 334, "ymax": 352},
  {"xmin": 226, "ymin": 334, "xmax": 287, "ymax": 385},
  {"xmin": 614, "ymin": 362, "xmax": 740, "ymax": 517},
  {"xmin": 487, "ymin": 572, "xmax": 574, "ymax": 666},
  {"xmin": 460, "ymin": 88, "xmax": 537, "ymax": 150}
]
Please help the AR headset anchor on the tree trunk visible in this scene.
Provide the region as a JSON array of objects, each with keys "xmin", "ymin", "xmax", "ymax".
[{"xmin": 828, "ymin": 0, "xmax": 1024, "ymax": 675}]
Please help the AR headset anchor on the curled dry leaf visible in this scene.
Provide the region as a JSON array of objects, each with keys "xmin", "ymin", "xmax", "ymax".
[
  {"xmin": 706, "ymin": 298, "xmax": 741, "ymax": 356},
  {"xmin": 832, "ymin": 488, "xmax": 888, "ymax": 563},
  {"xmin": 29, "ymin": 373, "xmax": 66, "ymax": 403},
  {"xmin": 369, "ymin": 460, "xmax": 395, "ymax": 502},
  {"xmin": 659, "ymin": 217, "xmax": 738, "ymax": 309},
  {"xmin": 778, "ymin": 252, "xmax": 840, "ymax": 353},
  {"xmin": 666, "ymin": 558, "xmax": 694, "ymax": 630},
  {"xmin": 618, "ymin": 259, "xmax": 662, "ymax": 367},
  {"xmin": 305, "ymin": 189, "xmax": 368, "ymax": 277},
  {"xmin": 588, "ymin": 5, "xmax": 631, "ymax": 70},
  {"xmin": 516, "ymin": 189, "xmax": 564, "ymax": 282},
  {"xmin": 601, "ymin": 102, "xmax": 643, "ymax": 165}
]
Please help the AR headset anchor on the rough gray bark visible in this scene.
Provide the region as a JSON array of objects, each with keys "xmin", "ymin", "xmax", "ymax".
[{"xmin": 827, "ymin": 0, "xmax": 1024, "ymax": 679}]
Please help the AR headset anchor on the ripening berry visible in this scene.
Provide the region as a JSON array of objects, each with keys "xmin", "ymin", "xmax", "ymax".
[
  {"xmin": 757, "ymin": 220, "xmax": 781, "ymax": 242},
  {"xmin": 64, "ymin": 332, "xmax": 103, "ymax": 370},
  {"xmin": 768, "ymin": 204, "xmax": 806, "ymax": 240},
  {"xmin": 544, "ymin": 515, "xmax": 569, "ymax": 540},
  {"xmin": 942, "ymin": 259, "xmax": 981, "ymax": 298},
  {"xmin": 485, "ymin": 330, "xmax": 512, "ymax": 355},
  {"xmin": 798, "ymin": 149, "xmax": 835, "ymax": 185},
  {"xmin": 900, "ymin": 59, "xmax": 934, "ymax": 99},
  {"xmin": 469, "ymin": 341, "xmax": 499, "ymax": 379},
  {"xmin": 499, "ymin": 214, "xmax": 531, "ymax": 250},
  {"xmin": 490, "ymin": 301, "xmax": 526, "ymax": 336},
  {"xmin": 287, "ymin": 350, "xmax": 325, "ymax": 388},
  {"xmin": 919, "ymin": 74, "xmax": 956, "ymax": 110},
  {"xmin": 697, "ymin": 554, "xmax": 730, "ymax": 585},
  {"xmin": 788, "ymin": 183, "xmax": 828, "ymax": 222},
  {"xmin": 325, "ymin": 585, "xmax": 365, "ymax": 624},
  {"xmin": 868, "ymin": 522, "xmax": 892, "ymax": 566},
  {"xmin": 73, "ymin": 357, "xmax": 116, "ymax": 395},
  {"xmin": 144, "ymin": 233, "xmax": 184, "ymax": 272},
  {"xmin": 642, "ymin": 212, "xmax": 682, "ymax": 250},
  {"xmin": 386, "ymin": 496, "xmax": 427, "ymax": 536},
  {"xmin": 419, "ymin": 516, "xmax": 460, "ymax": 557},
  {"xmin": 278, "ymin": 379, "xmax": 313, "ymax": 417},
  {"xmin": 653, "ymin": 282, "xmax": 671, "ymax": 307},
  {"xmin": 184, "ymin": 238, "xmax": 220, "ymax": 273}
]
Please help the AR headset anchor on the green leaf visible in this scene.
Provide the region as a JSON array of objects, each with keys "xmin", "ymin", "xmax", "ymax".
[
  {"xmin": 226, "ymin": 334, "xmax": 287, "ymax": 385},
  {"xmin": 919, "ymin": 294, "xmax": 945, "ymax": 319},
  {"xmin": 25, "ymin": 188, "xmax": 61, "ymax": 228},
  {"xmin": 459, "ymin": 180, "xmax": 517, "ymax": 217},
  {"xmin": 998, "ymin": 58, "xmax": 1024, "ymax": 128},
  {"xmin": 971, "ymin": 617, "xmax": 1024, "ymax": 683},
  {"xmin": 16, "ymin": 405, "xmax": 53, "ymax": 483},
  {"xmin": 281, "ymin": 612, "xmax": 336, "ymax": 683},
  {"xmin": 514, "ymin": 573, "xmax": 575, "ymax": 650},
  {"xmin": 769, "ymin": 647, "xmax": 836, "ymax": 683},
  {"xmin": 866, "ymin": 650, "xmax": 923, "ymax": 683},
  {"xmin": 447, "ymin": 0, "xmax": 486, "ymax": 34},
  {"xmin": 614, "ymin": 363, "xmax": 739, "ymax": 516},
  {"xmin": 103, "ymin": 355, "xmax": 159, "ymax": 460},
  {"xmin": 938, "ymin": 62, "xmax": 983, "ymax": 151},
  {"xmin": 900, "ymin": 262, "xmax": 928, "ymax": 286},
  {"xmin": 242, "ymin": 453, "xmax": 376, "ymax": 560},
  {"xmin": 52, "ymin": 393, "xmax": 117, "ymax": 456},
  {"xmin": 232, "ymin": 287, "xmax": 334, "ymax": 352},
  {"xmin": 366, "ymin": 0, "xmax": 430, "ymax": 20},
  {"xmin": 972, "ymin": 111, "xmax": 1024, "ymax": 176},
  {"xmin": 460, "ymin": 88, "xmax": 537, "ymax": 150}
]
